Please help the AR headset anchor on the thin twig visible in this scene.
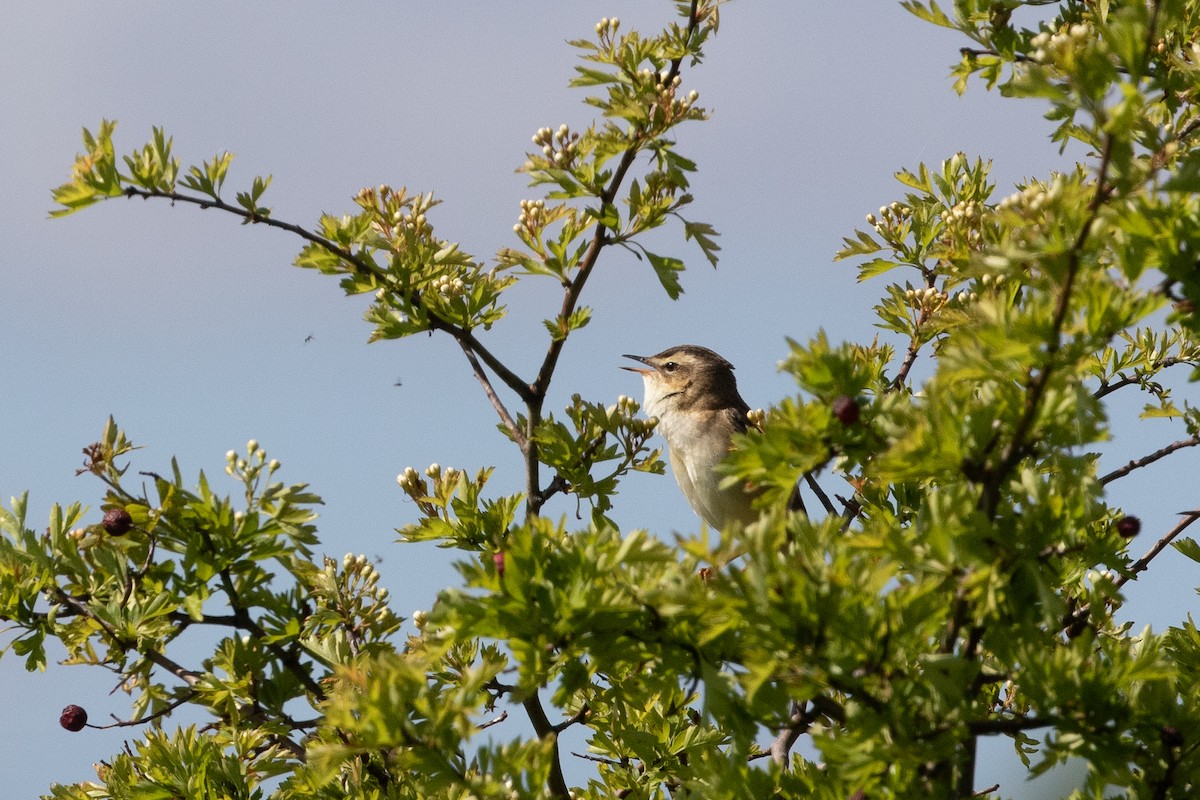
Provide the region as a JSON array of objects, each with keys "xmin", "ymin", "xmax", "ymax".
[
  {"xmin": 478, "ymin": 710, "xmax": 508, "ymax": 731},
  {"xmin": 1092, "ymin": 357, "xmax": 1188, "ymax": 399},
  {"xmin": 1115, "ymin": 508, "xmax": 1200, "ymax": 589},
  {"xmin": 458, "ymin": 341, "xmax": 526, "ymax": 451},
  {"xmin": 804, "ymin": 473, "xmax": 836, "ymax": 516},
  {"xmin": 1100, "ymin": 434, "xmax": 1200, "ymax": 485},
  {"xmin": 52, "ymin": 589, "xmax": 200, "ymax": 686},
  {"xmin": 891, "ymin": 294, "xmax": 934, "ymax": 392},
  {"xmin": 121, "ymin": 185, "xmax": 532, "ymax": 403}
]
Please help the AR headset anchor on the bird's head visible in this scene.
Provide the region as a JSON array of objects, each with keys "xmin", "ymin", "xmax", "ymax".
[{"xmin": 622, "ymin": 345, "xmax": 744, "ymax": 415}]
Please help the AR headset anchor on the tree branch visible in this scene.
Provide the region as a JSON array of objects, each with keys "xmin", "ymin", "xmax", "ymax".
[
  {"xmin": 1100, "ymin": 434, "xmax": 1200, "ymax": 485},
  {"xmin": 52, "ymin": 588, "xmax": 200, "ymax": 686},
  {"xmin": 121, "ymin": 185, "xmax": 534, "ymax": 403},
  {"xmin": 458, "ymin": 340, "xmax": 527, "ymax": 451},
  {"xmin": 981, "ymin": 133, "xmax": 1114, "ymax": 518},
  {"xmin": 1115, "ymin": 508, "xmax": 1200, "ymax": 590},
  {"xmin": 523, "ymin": 693, "xmax": 571, "ymax": 799},
  {"xmin": 1092, "ymin": 357, "xmax": 1189, "ymax": 399},
  {"xmin": 524, "ymin": 0, "xmax": 704, "ymax": 518}
]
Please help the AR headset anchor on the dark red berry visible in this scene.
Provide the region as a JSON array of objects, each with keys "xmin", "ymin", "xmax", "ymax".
[
  {"xmin": 1162, "ymin": 725, "xmax": 1184, "ymax": 748},
  {"xmin": 832, "ymin": 395, "xmax": 861, "ymax": 426},
  {"xmin": 59, "ymin": 704, "xmax": 88, "ymax": 732},
  {"xmin": 492, "ymin": 551, "xmax": 505, "ymax": 578},
  {"xmin": 102, "ymin": 508, "xmax": 133, "ymax": 536},
  {"xmin": 1116, "ymin": 516, "xmax": 1141, "ymax": 538}
]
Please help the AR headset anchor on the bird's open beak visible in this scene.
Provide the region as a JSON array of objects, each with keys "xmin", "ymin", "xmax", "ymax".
[{"xmin": 621, "ymin": 354, "xmax": 652, "ymax": 375}]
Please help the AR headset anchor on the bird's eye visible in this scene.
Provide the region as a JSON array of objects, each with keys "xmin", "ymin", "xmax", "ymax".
[{"xmin": 662, "ymin": 361, "xmax": 678, "ymax": 372}]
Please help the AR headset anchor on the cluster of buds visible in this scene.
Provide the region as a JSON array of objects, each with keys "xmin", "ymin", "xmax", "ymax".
[
  {"xmin": 1028, "ymin": 23, "xmax": 1097, "ymax": 65},
  {"xmin": 608, "ymin": 394, "xmax": 656, "ymax": 435},
  {"xmin": 341, "ymin": 552, "xmax": 388, "ymax": 599},
  {"xmin": 1085, "ymin": 568, "xmax": 1118, "ymax": 586},
  {"xmin": 432, "ymin": 273, "xmax": 466, "ymax": 299},
  {"xmin": 317, "ymin": 554, "xmax": 395, "ymax": 632},
  {"xmin": 747, "ymin": 408, "xmax": 767, "ymax": 431},
  {"xmin": 952, "ymin": 289, "xmax": 979, "ymax": 305},
  {"xmin": 397, "ymin": 466, "xmax": 429, "ymax": 498},
  {"xmin": 356, "ymin": 184, "xmax": 434, "ymax": 241},
  {"xmin": 978, "ymin": 273, "xmax": 1008, "ymax": 290},
  {"xmin": 941, "ymin": 199, "xmax": 987, "ymax": 249},
  {"xmin": 532, "ymin": 124, "xmax": 580, "ymax": 169},
  {"xmin": 423, "ymin": 462, "xmax": 461, "ymax": 486},
  {"xmin": 996, "ymin": 176, "xmax": 1065, "ymax": 217},
  {"xmin": 904, "ymin": 286, "xmax": 949, "ymax": 311},
  {"xmin": 397, "ymin": 463, "xmax": 461, "ymax": 516},
  {"xmin": 865, "ymin": 201, "xmax": 907, "ymax": 233},
  {"xmin": 594, "ymin": 16, "xmax": 620, "ymax": 37},
  {"xmin": 514, "ymin": 198, "xmax": 546, "ymax": 236},
  {"xmin": 947, "ymin": 200, "xmax": 983, "ymax": 224},
  {"xmin": 387, "ymin": 208, "xmax": 428, "ymax": 237},
  {"xmin": 636, "ymin": 65, "xmax": 700, "ymax": 122},
  {"xmin": 225, "ymin": 439, "xmax": 280, "ymax": 478},
  {"xmin": 646, "ymin": 68, "xmax": 682, "ymax": 92}
]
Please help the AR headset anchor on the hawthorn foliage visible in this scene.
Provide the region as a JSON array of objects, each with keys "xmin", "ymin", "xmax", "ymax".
[{"xmin": 6, "ymin": 1, "xmax": 1200, "ymax": 798}]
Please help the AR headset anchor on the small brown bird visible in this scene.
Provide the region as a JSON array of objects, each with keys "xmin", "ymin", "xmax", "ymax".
[{"xmin": 623, "ymin": 345, "xmax": 769, "ymax": 529}]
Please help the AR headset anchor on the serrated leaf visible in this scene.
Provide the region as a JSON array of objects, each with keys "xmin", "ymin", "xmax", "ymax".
[
  {"xmin": 1173, "ymin": 537, "xmax": 1200, "ymax": 564},
  {"xmin": 683, "ymin": 219, "xmax": 720, "ymax": 267},
  {"xmin": 646, "ymin": 251, "xmax": 685, "ymax": 300}
]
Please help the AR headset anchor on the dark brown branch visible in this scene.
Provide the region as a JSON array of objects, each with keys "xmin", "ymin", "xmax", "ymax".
[
  {"xmin": 1100, "ymin": 434, "xmax": 1200, "ymax": 485},
  {"xmin": 478, "ymin": 710, "xmax": 508, "ymax": 731},
  {"xmin": 1115, "ymin": 508, "xmax": 1200, "ymax": 590},
  {"xmin": 121, "ymin": 185, "xmax": 533, "ymax": 404},
  {"xmin": 95, "ymin": 690, "xmax": 197, "ymax": 729},
  {"xmin": 804, "ymin": 473, "xmax": 836, "ymax": 516},
  {"xmin": 458, "ymin": 341, "xmax": 526, "ymax": 451},
  {"xmin": 890, "ymin": 291, "xmax": 935, "ymax": 392},
  {"xmin": 968, "ymin": 716, "xmax": 1054, "ymax": 735},
  {"xmin": 1093, "ymin": 357, "xmax": 1189, "ymax": 399},
  {"xmin": 523, "ymin": 693, "xmax": 571, "ymax": 799},
  {"xmin": 524, "ymin": 0, "xmax": 704, "ymax": 518},
  {"xmin": 982, "ymin": 133, "xmax": 1115, "ymax": 518},
  {"xmin": 960, "ymin": 47, "xmax": 1031, "ymax": 63},
  {"xmin": 52, "ymin": 589, "xmax": 200, "ymax": 686},
  {"xmin": 551, "ymin": 704, "xmax": 589, "ymax": 734}
]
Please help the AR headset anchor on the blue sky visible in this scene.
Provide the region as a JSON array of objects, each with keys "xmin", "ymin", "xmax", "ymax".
[{"xmin": 3, "ymin": 3, "xmax": 1197, "ymax": 797}]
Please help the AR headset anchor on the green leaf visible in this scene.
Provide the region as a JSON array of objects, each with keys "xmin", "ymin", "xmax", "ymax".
[
  {"xmin": 682, "ymin": 219, "xmax": 720, "ymax": 268},
  {"xmin": 646, "ymin": 251, "xmax": 685, "ymax": 300}
]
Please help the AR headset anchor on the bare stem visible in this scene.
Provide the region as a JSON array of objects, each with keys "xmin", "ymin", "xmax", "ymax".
[
  {"xmin": 1100, "ymin": 434, "xmax": 1200, "ymax": 485},
  {"xmin": 1115, "ymin": 509, "xmax": 1200, "ymax": 590}
]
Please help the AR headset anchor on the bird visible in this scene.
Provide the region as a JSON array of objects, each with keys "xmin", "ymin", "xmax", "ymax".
[{"xmin": 623, "ymin": 344, "xmax": 792, "ymax": 529}]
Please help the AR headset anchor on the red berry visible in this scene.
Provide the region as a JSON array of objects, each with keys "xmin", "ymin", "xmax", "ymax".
[
  {"xmin": 832, "ymin": 395, "xmax": 861, "ymax": 425},
  {"xmin": 1162, "ymin": 725, "xmax": 1184, "ymax": 748},
  {"xmin": 59, "ymin": 704, "xmax": 88, "ymax": 732},
  {"xmin": 1116, "ymin": 516, "xmax": 1141, "ymax": 538},
  {"xmin": 102, "ymin": 508, "xmax": 133, "ymax": 536},
  {"xmin": 492, "ymin": 551, "xmax": 505, "ymax": 578}
]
